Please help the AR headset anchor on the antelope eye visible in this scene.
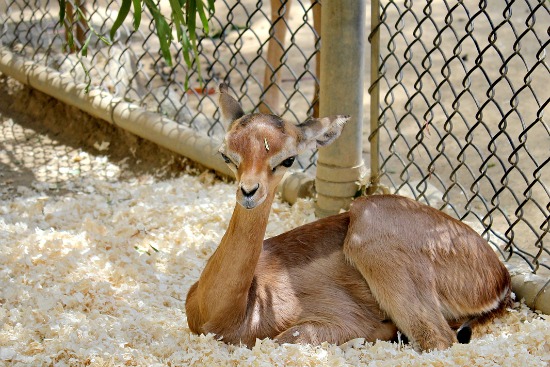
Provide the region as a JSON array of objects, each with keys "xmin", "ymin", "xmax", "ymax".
[
  {"xmin": 220, "ymin": 152, "xmax": 232, "ymax": 164},
  {"xmin": 281, "ymin": 156, "xmax": 296, "ymax": 168}
]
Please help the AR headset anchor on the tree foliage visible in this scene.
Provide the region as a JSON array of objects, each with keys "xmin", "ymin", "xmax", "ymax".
[{"xmin": 58, "ymin": 0, "xmax": 214, "ymax": 89}]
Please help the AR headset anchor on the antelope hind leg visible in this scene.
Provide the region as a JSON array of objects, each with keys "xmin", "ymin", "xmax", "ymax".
[
  {"xmin": 344, "ymin": 243, "xmax": 457, "ymax": 351},
  {"xmin": 376, "ymin": 275, "xmax": 455, "ymax": 350}
]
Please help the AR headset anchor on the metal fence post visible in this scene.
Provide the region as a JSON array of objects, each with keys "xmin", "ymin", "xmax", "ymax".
[
  {"xmin": 315, "ymin": 0, "xmax": 367, "ymax": 217},
  {"xmin": 367, "ymin": 0, "xmax": 381, "ymax": 195}
]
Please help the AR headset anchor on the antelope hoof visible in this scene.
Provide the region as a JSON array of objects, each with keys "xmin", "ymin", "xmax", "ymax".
[{"xmin": 456, "ymin": 324, "xmax": 472, "ymax": 344}]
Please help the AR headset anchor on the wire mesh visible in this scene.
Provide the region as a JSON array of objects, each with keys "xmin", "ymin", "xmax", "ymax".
[{"xmin": 372, "ymin": 0, "xmax": 549, "ymax": 275}]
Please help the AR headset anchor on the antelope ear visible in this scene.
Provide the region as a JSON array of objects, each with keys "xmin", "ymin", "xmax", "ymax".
[
  {"xmin": 219, "ymin": 83, "xmax": 245, "ymax": 125},
  {"xmin": 296, "ymin": 115, "xmax": 351, "ymax": 151}
]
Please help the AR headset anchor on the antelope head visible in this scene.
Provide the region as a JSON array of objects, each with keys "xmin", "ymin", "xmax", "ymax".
[{"xmin": 218, "ymin": 83, "xmax": 351, "ymax": 209}]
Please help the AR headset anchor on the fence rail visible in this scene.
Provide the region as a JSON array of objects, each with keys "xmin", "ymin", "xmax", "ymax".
[{"xmin": 0, "ymin": 0, "xmax": 548, "ymax": 278}]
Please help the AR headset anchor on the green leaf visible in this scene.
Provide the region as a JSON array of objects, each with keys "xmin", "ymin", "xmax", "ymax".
[
  {"xmin": 186, "ymin": 1, "xmax": 198, "ymax": 58},
  {"xmin": 207, "ymin": 0, "xmax": 215, "ymax": 15},
  {"xmin": 196, "ymin": 0, "xmax": 209, "ymax": 34},
  {"xmin": 168, "ymin": 0, "xmax": 185, "ymax": 40},
  {"xmin": 75, "ymin": 7, "xmax": 111, "ymax": 45},
  {"xmin": 144, "ymin": 0, "xmax": 173, "ymax": 66},
  {"xmin": 183, "ymin": 70, "xmax": 189, "ymax": 90},
  {"xmin": 59, "ymin": 0, "xmax": 66, "ymax": 24},
  {"xmin": 157, "ymin": 17, "xmax": 173, "ymax": 65},
  {"xmin": 132, "ymin": 0, "xmax": 142, "ymax": 30},
  {"xmin": 185, "ymin": 0, "xmax": 205, "ymax": 86},
  {"xmin": 186, "ymin": 0, "xmax": 196, "ymax": 35},
  {"xmin": 110, "ymin": 0, "xmax": 132, "ymax": 40},
  {"xmin": 66, "ymin": 26, "xmax": 75, "ymax": 52},
  {"xmin": 191, "ymin": 36, "xmax": 201, "ymax": 79},
  {"xmin": 75, "ymin": 57, "xmax": 92, "ymax": 93},
  {"xmin": 81, "ymin": 33, "xmax": 92, "ymax": 56},
  {"xmin": 179, "ymin": 23, "xmax": 192, "ymax": 67}
]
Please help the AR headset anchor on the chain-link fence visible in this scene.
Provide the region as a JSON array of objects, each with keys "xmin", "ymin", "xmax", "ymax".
[
  {"xmin": 0, "ymin": 0, "xmax": 321, "ymax": 171},
  {"xmin": 0, "ymin": 0, "xmax": 548, "ymax": 277},
  {"xmin": 372, "ymin": 0, "xmax": 549, "ymax": 276}
]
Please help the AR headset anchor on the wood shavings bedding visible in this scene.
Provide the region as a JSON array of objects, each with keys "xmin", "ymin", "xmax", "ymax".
[{"xmin": 0, "ymin": 174, "xmax": 549, "ymax": 367}]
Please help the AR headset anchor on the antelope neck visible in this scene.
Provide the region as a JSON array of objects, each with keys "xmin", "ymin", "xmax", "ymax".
[
  {"xmin": 195, "ymin": 191, "xmax": 275, "ymax": 323},
  {"xmin": 220, "ymin": 193, "xmax": 274, "ymax": 255}
]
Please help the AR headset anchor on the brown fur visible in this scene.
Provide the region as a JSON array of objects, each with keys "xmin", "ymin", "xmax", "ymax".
[
  {"xmin": 344, "ymin": 195, "xmax": 511, "ymax": 349},
  {"xmin": 185, "ymin": 85, "xmax": 512, "ymax": 351}
]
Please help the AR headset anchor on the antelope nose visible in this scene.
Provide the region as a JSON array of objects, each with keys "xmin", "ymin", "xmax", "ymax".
[{"xmin": 241, "ymin": 183, "xmax": 259, "ymax": 198}]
